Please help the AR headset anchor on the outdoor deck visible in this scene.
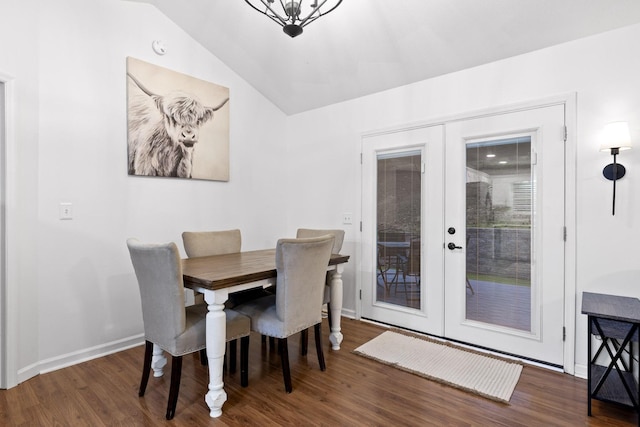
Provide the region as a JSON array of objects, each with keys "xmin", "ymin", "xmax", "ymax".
[{"xmin": 377, "ymin": 273, "xmax": 531, "ymax": 332}]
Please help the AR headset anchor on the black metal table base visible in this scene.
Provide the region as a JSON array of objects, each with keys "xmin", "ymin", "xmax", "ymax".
[{"xmin": 583, "ymin": 292, "xmax": 640, "ymax": 426}]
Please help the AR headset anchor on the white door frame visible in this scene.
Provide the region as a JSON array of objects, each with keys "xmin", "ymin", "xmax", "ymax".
[
  {"xmin": 356, "ymin": 93, "xmax": 576, "ymax": 373},
  {"xmin": 0, "ymin": 73, "xmax": 18, "ymax": 388}
]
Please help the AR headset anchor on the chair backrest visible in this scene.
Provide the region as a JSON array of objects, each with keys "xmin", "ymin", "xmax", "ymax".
[
  {"xmin": 182, "ymin": 229, "xmax": 241, "ymax": 257},
  {"xmin": 127, "ymin": 239, "xmax": 186, "ymax": 348},
  {"xmin": 296, "ymin": 228, "xmax": 345, "ymax": 253},
  {"xmin": 275, "ymin": 235, "xmax": 334, "ymax": 331},
  {"xmin": 378, "ymin": 229, "xmax": 406, "ymax": 242}
]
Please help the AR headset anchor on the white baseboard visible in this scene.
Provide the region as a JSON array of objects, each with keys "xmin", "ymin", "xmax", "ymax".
[
  {"xmin": 341, "ymin": 309, "xmax": 356, "ymax": 319},
  {"xmin": 35, "ymin": 333, "xmax": 144, "ymax": 378},
  {"xmin": 573, "ymin": 363, "xmax": 587, "ymax": 379},
  {"xmin": 16, "ymin": 362, "xmax": 40, "ymax": 385}
]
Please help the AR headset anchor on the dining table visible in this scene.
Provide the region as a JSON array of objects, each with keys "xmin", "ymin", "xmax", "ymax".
[{"xmin": 151, "ymin": 248, "xmax": 350, "ymax": 418}]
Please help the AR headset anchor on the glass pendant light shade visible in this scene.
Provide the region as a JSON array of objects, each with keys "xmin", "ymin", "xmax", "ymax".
[{"xmin": 600, "ymin": 121, "xmax": 632, "ymax": 151}]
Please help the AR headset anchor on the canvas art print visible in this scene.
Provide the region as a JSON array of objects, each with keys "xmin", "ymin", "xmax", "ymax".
[{"xmin": 126, "ymin": 57, "xmax": 230, "ymax": 181}]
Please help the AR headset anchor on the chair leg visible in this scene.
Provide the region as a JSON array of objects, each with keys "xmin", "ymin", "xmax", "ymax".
[
  {"xmin": 303, "ymin": 304, "xmax": 332, "ymax": 356},
  {"xmin": 314, "ymin": 323, "xmax": 326, "ymax": 371},
  {"xmin": 278, "ymin": 337, "xmax": 292, "ymax": 393},
  {"xmin": 229, "ymin": 339, "xmax": 237, "ymax": 374},
  {"xmin": 166, "ymin": 355, "xmax": 183, "ymax": 420},
  {"xmin": 223, "ymin": 344, "xmax": 227, "ymax": 372},
  {"xmin": 300, "ymin": 329, "xmax": 308, "ymax": 356},
  {"xmin": 199, "ymin": 348, "xmax": 208, "ymax": 366},
  {"xmin": 466, "ymin": 278, "xmax": 475, "ymax": 295},
  {"xmin": 139, "ymin": 340, "xmax": 153, "ymax": 397},
  {"xmin": 240, "ymin": 335, "xmax": 250, "ymax": 387}
]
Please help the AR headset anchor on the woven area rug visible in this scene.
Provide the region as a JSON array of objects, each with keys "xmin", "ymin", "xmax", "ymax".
[{"xmin": 353, "ymin": 330, "xmax": 523, "ymax": 403}]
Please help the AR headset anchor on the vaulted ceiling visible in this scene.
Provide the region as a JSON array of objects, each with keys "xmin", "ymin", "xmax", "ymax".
[{"xmin": 130, "ymin": 0, "xmax": 640, "ymax": 115}]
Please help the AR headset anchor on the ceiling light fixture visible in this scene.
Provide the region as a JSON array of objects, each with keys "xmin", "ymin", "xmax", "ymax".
[{"xmin": 244, "ymin": 0, "xmax": 343, "ymax": 38}]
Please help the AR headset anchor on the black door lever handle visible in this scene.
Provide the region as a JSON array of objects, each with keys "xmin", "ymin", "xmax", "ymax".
[{"xmin": 447, "ymin": 242, "xmax": 462, "ymax": 250}]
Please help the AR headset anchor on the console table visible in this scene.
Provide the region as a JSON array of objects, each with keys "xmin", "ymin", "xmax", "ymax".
[{"xmin": 581, "ymin": 291, "xmax": 640, "ymax": 425}]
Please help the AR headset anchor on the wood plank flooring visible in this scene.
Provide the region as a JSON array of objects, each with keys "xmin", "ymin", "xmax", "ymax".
[{"xmin": 0, "ymin": 318, "xmax": 636, "ymax": 426}]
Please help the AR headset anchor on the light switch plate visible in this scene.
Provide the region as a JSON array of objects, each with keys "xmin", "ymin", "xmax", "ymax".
[{"xmin": 59, "ymin": 202, "xmax": 73, "ymax": 220}]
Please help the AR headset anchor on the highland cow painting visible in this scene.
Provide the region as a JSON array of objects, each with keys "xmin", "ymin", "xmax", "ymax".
[{"xmin": 126, "ymin": 57, "xmax": 230, "ymax": 181}]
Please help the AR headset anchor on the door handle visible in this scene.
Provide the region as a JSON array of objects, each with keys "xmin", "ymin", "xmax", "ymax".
[{"xmin": 447, "ymin": 242, "xmax": 462, "ymax": 250}]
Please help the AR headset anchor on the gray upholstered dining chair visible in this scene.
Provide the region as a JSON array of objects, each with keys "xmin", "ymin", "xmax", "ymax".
[
  {"xmin": 234, "ymin": 235, "xmax": 334, "ymax": 393},
  {"xmin": 182, "ymin": 229, "xmax": 266, "ymax": 371},
  {"xmin": 295, "ymin": 228, "xmax": 345, "ymax": 354},
  {"xmin": 127, "ymin": 238, "xmax": 250, "ymax": 420},
  {"xmin": 182, "ymin": 228, "xmax": 242, "ymax": 304},
  {"xmin": 182, "ymin": 229, "xmax": 242, "ymax": 258},
  {"xmin": 182, "ymin": 228, "xmax": 272, "ymax": 303}
]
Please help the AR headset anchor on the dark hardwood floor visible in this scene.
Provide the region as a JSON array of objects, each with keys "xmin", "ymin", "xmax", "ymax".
[{"xmin": 0, "ymin": 318, "xmax": 636, "ymax": 426}]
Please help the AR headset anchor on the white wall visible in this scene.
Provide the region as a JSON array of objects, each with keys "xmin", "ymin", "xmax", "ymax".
[
  {"xmin": 287, "ymin": 23, "xmax": 640, "ymax": 372},
  {"xmin": 3, "ymin": 0, "xmax": 640, "ymax": 384},
  {"xmin": 2, "ymin": 0, "xmax": 290, "ymax": 384}
]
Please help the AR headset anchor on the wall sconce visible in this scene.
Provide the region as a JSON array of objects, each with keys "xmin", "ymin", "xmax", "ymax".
[{"xmin": 601, "ymin": 121, "xmax": 632, "ymax": 215}]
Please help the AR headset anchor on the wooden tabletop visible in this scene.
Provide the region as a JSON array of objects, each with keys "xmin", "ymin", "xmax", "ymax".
[{"xmin": 182, "ymin": 248, "xmax": 350, "ymax": 291}]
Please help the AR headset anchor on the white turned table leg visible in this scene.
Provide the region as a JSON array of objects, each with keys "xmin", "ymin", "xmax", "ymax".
[
  {"xmin": 329, "ymin": 265, "xmax": 344, "ymax": 350},
  {"xmin": 151, "ymin": 344, "xmax": 167, "ymax": 377},
  {"xmin": 203, "ymin": 289, "xmax": 228, "ymax": 418}
]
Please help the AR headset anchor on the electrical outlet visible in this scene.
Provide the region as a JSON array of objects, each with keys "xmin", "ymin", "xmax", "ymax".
[
  {"xmin": 59, "ymin": 202, "xmax": 73, "ymax": 220},
  {"xmin": 343, "ymin": 212, "xmax": 353, "ymax": 225}
]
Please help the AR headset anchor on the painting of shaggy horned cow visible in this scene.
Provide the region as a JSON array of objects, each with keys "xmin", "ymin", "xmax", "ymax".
[{"xmin": 127, "ymin": 71, "xmax": 229, "ymax": 179}]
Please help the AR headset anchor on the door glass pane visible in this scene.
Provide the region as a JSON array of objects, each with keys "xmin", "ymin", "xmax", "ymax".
[
  {"xmin": 465, "ymin": 137, "xmax": 532, "ymax": 332},
  {"xmin": 376, "ymin": 151, "xmax": 421, "ymax": 309}
]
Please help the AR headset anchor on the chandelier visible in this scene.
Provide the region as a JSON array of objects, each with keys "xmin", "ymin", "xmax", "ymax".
[{"xmin": 244, "ymin": 0, "xmax": 343, "ymax": 38}]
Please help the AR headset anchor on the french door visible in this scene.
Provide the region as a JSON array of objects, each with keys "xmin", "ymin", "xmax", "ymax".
[
  {"xmin": 444, "ymin": 105, "xmax": 566, "ymax": 366},
  {"xmin": 361, "ymin": 125, "xmax": 444, "ymax": 335},
  {"xmin": 361, "ymin": 104, "xmax": 566, "ymax": 366}
]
